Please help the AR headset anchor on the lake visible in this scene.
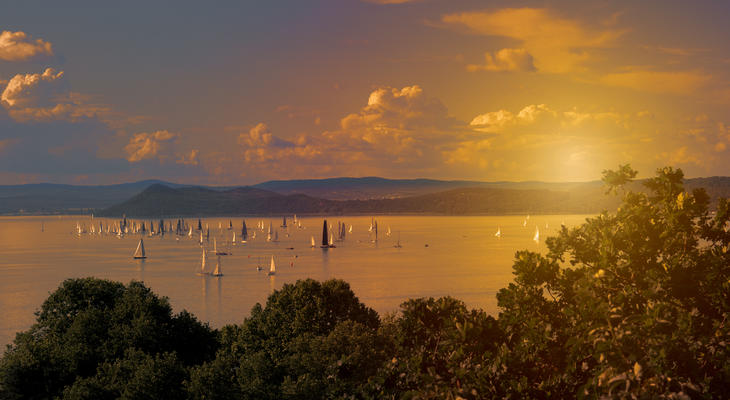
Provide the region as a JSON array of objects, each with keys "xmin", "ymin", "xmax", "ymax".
[{"xmin": 0, "ymin": 214, "xmax": 590, "ymax": 349}]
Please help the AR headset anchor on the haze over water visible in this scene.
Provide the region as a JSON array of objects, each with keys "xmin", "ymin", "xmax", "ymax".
[{"xmin": 0, "ymin": 214, "xmax": 589, "ymax": 348}]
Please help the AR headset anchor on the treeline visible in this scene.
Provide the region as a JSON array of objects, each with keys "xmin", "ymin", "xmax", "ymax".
[{"xmin": 2, "ymin": 166, "xmax": 729, "ymax": 399}]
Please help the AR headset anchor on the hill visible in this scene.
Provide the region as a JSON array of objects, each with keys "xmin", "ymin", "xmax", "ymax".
[{"xmin": 98, "ymin": 183, "xmax": 620, "ymax": 217}]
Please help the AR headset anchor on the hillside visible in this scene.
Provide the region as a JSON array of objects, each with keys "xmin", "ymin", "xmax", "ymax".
[{"xmin": 98, "ymin": 183, "xmax": 620, "ymax": 217}]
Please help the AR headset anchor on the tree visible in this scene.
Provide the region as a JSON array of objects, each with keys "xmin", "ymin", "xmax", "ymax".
[
  {"xmin": 365, "ymin": 297, "xmax": 502, "ymax": 399},
  {"xmin": 492, "ymin": 166, "xmax": 730, "ymax": 398},
  {"xmin": 0, "ymin": 278, "xmax": 217, "ymax": 399},
  {"xmin": 187, "ymin": 278, "xmax": 383, "ymax": 400}
]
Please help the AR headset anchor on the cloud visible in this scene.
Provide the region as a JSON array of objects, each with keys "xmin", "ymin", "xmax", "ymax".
[
  {"xmin": 0, "ymin": 68, "xmax": 126, "ymax": 125},
  {"xmin": 0, "ymin": 30, "xmax": 53, "ymax": 61},
  {"xmin": 466, "ymin": 48, "xmax": 536, "ymax": 72},
  {"xmin": 125, "ymin": 130, "xmax": 178, "ymax": 162},
  {"xmin": 599, "ymin": 69, "xmax": 711, "ymax": 95},
  {"xmin": 1, "ymin": 68, "xmax": 64, "ymax": 107},
  {"xmin": 177, "ymin": 149, "xmax": 199, "ymax": 165},
  {"xmin": 441, "ymin": 8, "xmax": 625, "ymax": 73},
  {"xmin": 212, "ymin": 86, "xmax": 467, "ymax": 181}
]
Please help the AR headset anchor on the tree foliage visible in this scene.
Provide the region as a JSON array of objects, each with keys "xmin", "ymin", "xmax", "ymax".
[{"xmin": 0, "ymin": 278, "xmax": 217, "ymax": 400}]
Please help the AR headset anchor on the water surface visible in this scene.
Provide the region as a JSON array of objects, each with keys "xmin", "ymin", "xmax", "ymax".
[{"xmin": 0, "ymin": 214, "xmax": 590, "ymax": 348}]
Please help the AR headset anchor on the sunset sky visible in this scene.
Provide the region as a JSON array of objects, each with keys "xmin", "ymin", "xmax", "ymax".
[{"xmin": 1, "ymin": 0, "xmax": 729, "ymax": 185}]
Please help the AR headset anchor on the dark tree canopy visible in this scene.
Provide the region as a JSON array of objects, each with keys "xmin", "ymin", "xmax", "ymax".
[{"xmin": 0, "ymin": 278, "xmax": 217, "ymax": 400}]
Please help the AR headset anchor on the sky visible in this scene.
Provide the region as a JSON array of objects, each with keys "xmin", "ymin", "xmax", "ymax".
[{"xmin": 1, "ymin": 0, "xmax": 729, "ymax": 185}]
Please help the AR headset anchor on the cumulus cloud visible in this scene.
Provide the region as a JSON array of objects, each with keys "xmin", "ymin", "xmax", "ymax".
[
  {"xmin": 125, "ymin": 130, "xmax": 178, "ymax": 162},
  {"xmin": 211, "ymin": 86, "xmax": 467, "ymax": 181},
  {"xmin": 1, "ymin": 68, "xmax": 64, "ymax": 108},
  {"xmin": 442, "ymin": 8, "xmax": 625, "ymax": 73},
  {"xmin": 237, "ymin": 123, "xmax": 319, "ymax": 166},
  {"xmin": 466, "ymin": 48, "xmax": 536, "ymax": 72},
  {"xmin": 0, "ymin": 68, "xmax": 118, "ymax": 123},
  {"xmin": 0, "ymin": 30, "xmax": 53, "ymax": 61}
]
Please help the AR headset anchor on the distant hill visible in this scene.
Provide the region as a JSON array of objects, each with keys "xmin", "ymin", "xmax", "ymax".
[
  {"xmin": 0, "ymin": 180, "xmax": 181, "ymax": 215},
  {"xmin": 99, "ymin": 184, "xmax": 333, "ymax": 217},
  {"xmin": 97, "ymin": 183, "xmax": 620, "ymax": 217},
  {"xmin": 251, "ymin": 176, "xmax": 605, "ymax": 200},
  {"xmin": 4, "ymin": 176, "xmax": 730, "ymax": 215}
]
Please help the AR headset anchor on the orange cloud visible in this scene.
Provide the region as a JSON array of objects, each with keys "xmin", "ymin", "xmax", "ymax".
[
  {"xmin": 177, "ymin": 149, "xmax": 200, "ymax": 165},
  {"xmin": 0, "ymin": 30, "xmax": 53, "ymax": 61},
  {"xmin": 599, "ymin": 69, "xmax": 711, "ymax": 95},
  {"xmin": 442, "ymin": 8, "xmax": 625, "ymax": 73},
  {"xmin": 466, "ymin": 48, "xmax": 536, "ymax": 72},
  {"xmin": 125, "ymin": 130, "xmax": 178, "ymax": 162},
  {"xmin": 1, "ymin": 68, "xmax": 63, "ymax": 107}
]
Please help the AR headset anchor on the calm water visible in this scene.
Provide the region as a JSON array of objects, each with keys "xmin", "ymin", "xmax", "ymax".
[{"xmin": 0, "ymin": 215, "xmax": 590, "ymax": 348}]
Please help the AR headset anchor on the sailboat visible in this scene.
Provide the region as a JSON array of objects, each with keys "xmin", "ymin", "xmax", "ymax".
[
  {"xmin": 188, "ymin": 227, "xmax": 193, "ymax": 237},
  {"xmin": 256, "ymin": 256, "xmax": 263, "ymax": 271},
  {"xmin": 320, "ymin": 220, "xmax": 330, "ymax": 248},
  {"xmin": 199, "ymin": 231, "xmax": 203, "ymax": 245},
  {"xmin": 386, "ymin": 226, "xmax": 391, "ymax": 237},
  {"xmin": 533, "ymin": 226, "xmax": 540, "ymax": 243},
  {"xmin": 281, "ymin": 217, "xmax": 287, "ymax": 228},
  {"xmin": 495, "ymin": 227, "xmax": 501, "ymax": 238},
  {"xmin": 214, "ymin": 237, "xmax": 229, "ymax": 256},
  {"xmin": 133, "ymin": 239, "xmax": 147, "ymax": 259},
  {"xmin": 232, "ymin": 232, "xmax": 237, "ymax": 245},
  {"xmin": 241, "ymin": 220, "xmax": 248, "ymax": 242},
  {"xmin": 393, "ymin": 231, "xmax": 402, "ymax": 248},
  {"xmin": 228, "ymin": 220, "xmax": 233, "ymax": 230},
  {"xmin": 268, "ymin": 255, "xmax": 276, "ymax": 275},
  {"xmin": 273, "ymin": 230, "xmax": 279, "ymax": 242},
  {"xmin": 348, "ymin": 224, "xmax": 353, "ymax": 234},
  {"xmin": 197, "ymin": 248, "xmax": 208, "ymax": 275},
  {"xmin": 211, "ymin": 255, "xmax": 223, "ymax": 276},
  {"xmin": 310, "ymin": 236, "xmax": 316, "ymax": 248},
  {"xmin": 329, "ymin": 233, "xmax": 335, "ymax": 248}
]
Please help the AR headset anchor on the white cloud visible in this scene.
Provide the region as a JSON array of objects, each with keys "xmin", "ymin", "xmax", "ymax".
[{"xmin": 0, "ymin": 30, "xmax": 53, "ymax": 62}]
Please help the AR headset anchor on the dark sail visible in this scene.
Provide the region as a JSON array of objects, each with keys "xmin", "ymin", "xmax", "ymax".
[
  {"xmin": 242, "ymin": 220, "xmax": 248, "ymax": 240},
  {"xmin": 322, "ymin": 219, "xmax": 328, "ymax": 247}
]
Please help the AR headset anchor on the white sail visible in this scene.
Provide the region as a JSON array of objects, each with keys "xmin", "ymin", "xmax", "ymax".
[
  {"xmin": 310, "ymin": 236, "xmax": 316, "ymax": 247},
  {"xmin": 198, "ymin": 248, "xmax": 208, "ymax": 275},
  {"xmin": 133, "ymin": 239, "xmax": 146, "ymax": 259},
  {"xmin": 495, "ymin": 227, "xmax": 501, "ymax": 237},
  {"xmin": 533, "ymin": 226, "xmax": 540, "ymax": 242},
  {"xmin": 232, "ymin": 232, "xmax": 236, "ymax": 244},
  {"xmin": 268, "ymin": 255, "xmax": 276, "ymax": 275},
  {"xmin": 329, "ymin": 233, "xmax": 334, "ymax": 246},
  {"xmin": 213, "ymin": 238, "xmax": 218, "ymax": 253},
  {"xmin": 386, "ymin": 226, "xmax": 391, "ymax": 236},
  {"xmin": 523, "ymin": 219, "xmax": 527, "ymax": 227},
  {"xmin": 212, "ymin": 255, "xmax": 222, "ymax": 276},
  {"xmin": 348, "ymin": 225, "xmax": 353, "ymax": 233},
  {"xmin": 188, "ymin": 227, "xmax": 193, "ymax": 237}
]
